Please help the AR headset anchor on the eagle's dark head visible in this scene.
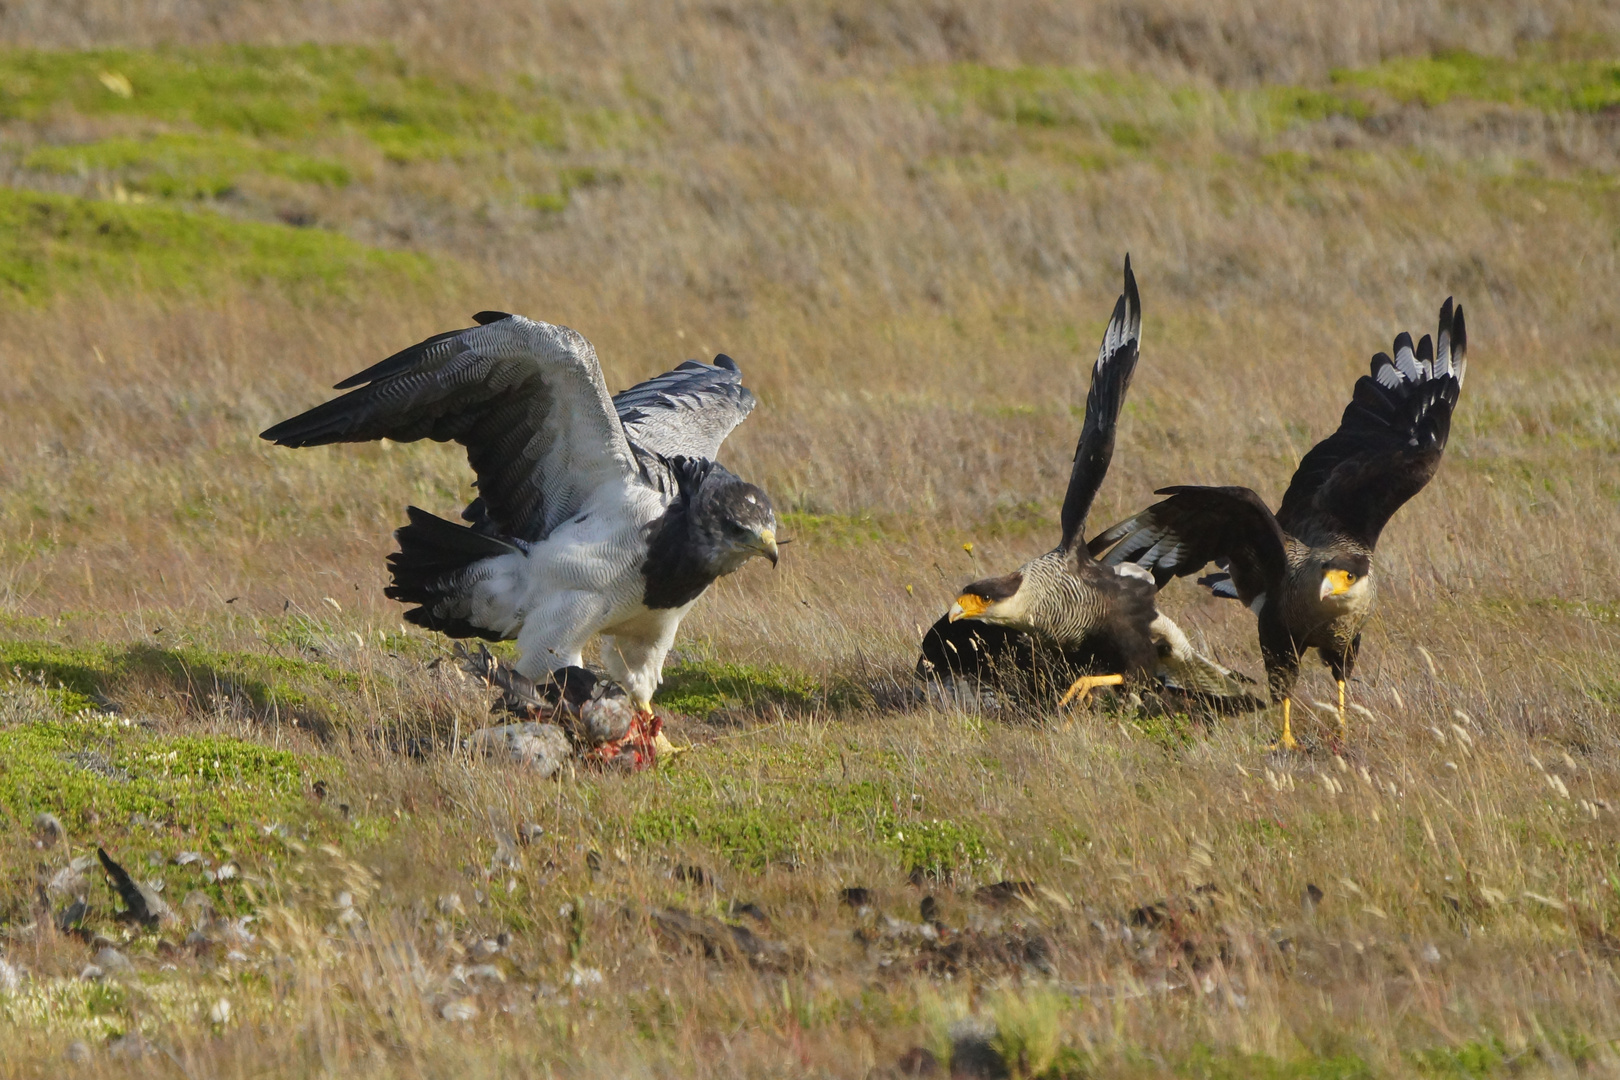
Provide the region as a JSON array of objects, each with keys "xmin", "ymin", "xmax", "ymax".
[{"xmin": 691, "ymin": 470, "xmax": 779, "ymax": 574}]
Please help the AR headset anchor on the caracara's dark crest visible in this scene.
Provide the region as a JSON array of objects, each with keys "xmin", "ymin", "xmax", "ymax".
[{"xmin": 962, "ymin": 572, "xmax": 1023, "ymax": 603}]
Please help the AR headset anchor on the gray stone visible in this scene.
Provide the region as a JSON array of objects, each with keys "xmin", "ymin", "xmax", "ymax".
[
  {"xmin": 93, "ymin": 948, "xmax": 133, "ymax": 976},
  {"xmin": 33, "ymin": 813, "xmax": 64, "ymax": 847},
  {"xmin": 467, "ymin": 722, "xmax": 571, "ymax": 776}
]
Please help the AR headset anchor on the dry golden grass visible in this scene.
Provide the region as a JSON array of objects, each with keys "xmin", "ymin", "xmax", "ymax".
[{"xmin": 2, "ymin": 2, "xmax": 1620, "ymax": 1076}]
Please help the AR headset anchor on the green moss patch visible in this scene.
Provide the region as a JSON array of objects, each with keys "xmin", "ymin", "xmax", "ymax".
[
  {"xmin": 911, "ymin": 64, "xmax": 1366, "ymax": 147},
  {"xmin": 0, "ymin": 186, "xmax": 428, "ymax": 299},
  {"xmin": 0, "ymin": 714, "xmax": 321, "ymax": 837},
  {"xmin": 0, "ymin": 638, "xmax": 362, "ymax": 728},
  {"xmin": 656, "ymin": 658, "xmax": 822, "ymax": 717},
  {"xmin": 1336, "ymin": 50, "xmax": 1620, "ymax": 113},
  {"xmin": 627, "ymin": 748, "xmax": 990, "ymax": 876},
  {"xmin": 1176, "ymin": 1047, "xmax": 1376, "ymax": 1079},
  {"xmin": 0, "ymin": 44, "xmax": 565, "ymax": 162},
  {"xmin": 24, "ymin": 132, "xmax": 351, "ymax": 199}
]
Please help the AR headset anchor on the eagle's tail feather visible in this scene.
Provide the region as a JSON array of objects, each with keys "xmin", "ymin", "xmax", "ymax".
[{"xmin": 385, "ymin": 506, "xmax": 524, "ymax": 641}]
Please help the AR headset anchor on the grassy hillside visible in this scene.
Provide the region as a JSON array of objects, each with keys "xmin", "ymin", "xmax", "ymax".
[{"xmin": 1, "ymin": 3, "xmax": 1619, "ymax": 1076}]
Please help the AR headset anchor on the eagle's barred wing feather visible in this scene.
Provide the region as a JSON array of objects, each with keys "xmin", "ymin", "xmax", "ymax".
[
  {"xmin": 260, "ymin": 315, "xmax": 639, "ymax": 543},
  {"xmin": 1275, "ymin": 299, "xmax": 1466, "ymax": 549},
  {"xmin": 1059, "ymin": 255, "xmax": 1142, "ymax": 553},
  {"xmin": 1088, "ymin": 485, "xmax": 1289, "ymax": 605},
  {"xmin": 613, "ymin": 354, "xmax": 757, "ymax": 462}
]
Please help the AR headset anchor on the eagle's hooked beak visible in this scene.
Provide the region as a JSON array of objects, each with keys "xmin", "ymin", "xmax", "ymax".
[
  {"xmin": 753, "ymin": 527, "xmax": 779, "ymax": 567},
  {"xmin": 1320, "ymin": 569, "xmax": 1355, "ymax": 599},
  {"xmin": 949, "ymin": 593, "xmax": 990, "ymax": 622}
]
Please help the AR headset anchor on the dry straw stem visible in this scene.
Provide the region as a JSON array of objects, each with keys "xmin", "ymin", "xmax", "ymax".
[{"xmin": 0, "ymin": 1, "xmax": 1618, "ymax": 1076}]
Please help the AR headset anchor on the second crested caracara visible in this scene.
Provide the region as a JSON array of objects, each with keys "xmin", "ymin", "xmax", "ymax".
[
  {"xmin": 1091, "ymin": 299, "xmax": 1467, "ymax": 748},
  {"xmin": 919, "ymin": 257, "xmax": 1256, "ymax": 710}
]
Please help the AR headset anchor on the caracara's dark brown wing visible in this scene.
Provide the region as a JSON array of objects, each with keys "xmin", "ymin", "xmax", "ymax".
[
  {"xmin": 1088, "ymin": 485, "xmax": 1289, "ymax": 606},
  {"xmin": 1059, "ymin": 255, "xmax": 1142, "ymax": 552},
  {"xmin": 1276, "ymin": 299, "xmax": 1467, "ymax": 550}
]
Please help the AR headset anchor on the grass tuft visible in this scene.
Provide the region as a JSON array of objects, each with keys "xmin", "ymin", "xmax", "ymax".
[{"xmin": 0, "ymin": 186, "xmax": 429, "ymax": 299}]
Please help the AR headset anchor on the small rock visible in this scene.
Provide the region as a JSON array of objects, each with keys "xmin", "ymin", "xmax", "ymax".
[
  {"xmin": 973, "ymin": 880, "xmax": 1037, "ymax": 908},
  {"xmin": 56, "ymin": 897, "xmax": 88, "ymax": 932},
  {"xmin": 181, "ymin": 889, "xmax": 216, "ymax": 925},
  {"xmin": 65, "ymin": 1040, "xmax": 91, "ymax": 1064},
  {"xmin": 440, "ymin": 997, "xmax": 478, "ymax": 1021},
  {"xmin": 33, "ymin": 813, "xmax": 65, "ymax": 847},
  {"xmin": 466, "ymin": 722, "xmax": 572, "ymax": 776},
  {"xmin": 437, "ymin": 893, "xmax": 464, "ymax": 915},
  {"xmin": 839, "ymin": 886, "xmax": 872, "ymax": 908},
  {"xmin": 465, "ymin": 963, "xmax": 505, "ymax": 984},
  {"xmin": 93, "ymin": 947, "xmax": 133, "ymax": 976},
  {"xmin": 106, "ymin": 1034, "xmax": 151, "ymax": 1060},
  {"xmin": 949, "ymin": 1017, "xmax": 1007, "ymax": 1078},
  {"xmin": 48, "ymin": 857, "xmax": 93, "ymax": 896},
  {"xmin": 1421, "ymin": 943, "xmax": 1442, "ymax": 964},
  {"xmin": 518, "ymin": 823, "xmax": 545, "ymax": 844},
  {"xmin": 469, "ymin": 938, "xmax": 502, "ymax": 959},
  {"xmin": 78, "ymin": 965, "xmax": 105, "ymax": 981},
  {"xmin": 1303, "ymin": 883, "xmax": 1324, "ymax": 914},
  {"xmin": 173, "ymin": 851, "xmax": 204, "ymax": 867},
  {"xmin": 209, "ymin": 997, "xmax": 232, "ymax": 1024},
  {"xmin": 567, "ymin": 965, "xmax": 603, "ymax": 988},
  {"xmin": 896, "ymin": 1046, "xmax": 940, "ymax": 1077},
  {"xmin": 0, "ymin": 957, "xmax": 22, "ymax": 994},
  {"xmin": 214, "ymin": 862, "xmax": 240, "ymax": 882}
]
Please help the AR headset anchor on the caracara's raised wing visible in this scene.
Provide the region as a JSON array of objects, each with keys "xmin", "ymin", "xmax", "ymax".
[
  {"xmin": 260, "ymin": 312, "xmax": 638, "ymax": 543},
  {"xmin": 1059, "ymin": 255, "xmax": 1142, "ymax": 553},
  {"xmin": 614, "ymin": 354, "xmax": 757, "ymax": 461},
  {"xmin": 1089, "ymin": 485, "xmax": 1289, "ymax": 606},
  {"xmin": 1276, "ymin": 299, "xmax": 1466, "ymax": 550}
]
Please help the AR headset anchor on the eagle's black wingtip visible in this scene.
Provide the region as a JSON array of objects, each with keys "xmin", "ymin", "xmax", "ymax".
[
  {"xmin": 473, "ymin": 310, "xmax": 513, "ymax": 325},
  {"xmin": 713, "ymin": 353, "xmax": 740, "ymax": 372}
]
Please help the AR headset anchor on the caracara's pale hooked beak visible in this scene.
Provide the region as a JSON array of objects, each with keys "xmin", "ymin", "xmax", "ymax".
[
  {"xmin": 949, "ymin": 593, "xmax": 990, "ymax": 622},
  {"xmin": 753, "ymin": 527, "xmax": 779, "ymax": 567},
  {"xmin": 1320, "ymin": 569, "xmax": 1355, "ymax": 599}
]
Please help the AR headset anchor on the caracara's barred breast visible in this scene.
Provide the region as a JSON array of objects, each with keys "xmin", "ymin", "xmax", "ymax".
[{"xmin": 1018, "ymin": 552, "xmax": 1112, "ymax": 645}]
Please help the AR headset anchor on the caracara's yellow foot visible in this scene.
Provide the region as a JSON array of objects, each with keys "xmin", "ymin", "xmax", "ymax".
[
  {"xmin": 1058, "ymin": 673, "xmax": 1125, "ymax": 709},
  {"xmin": 1268, "ymin": 698, "xmax": 1299, "ymax": 751},
  {"xmin": 653, "ymin": 730, "xmax": 684, "ymax": 757}
]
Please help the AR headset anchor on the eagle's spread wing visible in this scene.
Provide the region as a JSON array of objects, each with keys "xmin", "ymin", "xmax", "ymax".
[
  {"xmin": 1276, "ymin": 299, "xmax": 1467, "ymax": 549},
  {"xmin": 1088, "ymin": 485, "xmax": 1289, "ymax": 605},
  {"xmin": 260, "ymin": 313, "xmax": 638, "ymax": 542},
  {"xmin": 1059, "ymin": 256, "xmax": 1142, "ymax": 553},
  {"xmin": 614, "ymin": 354, "xmax": 757, "ymax": 461}
]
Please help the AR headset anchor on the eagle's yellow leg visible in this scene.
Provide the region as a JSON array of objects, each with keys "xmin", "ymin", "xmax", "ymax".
[
  {"xmin": 1337, "ymin": 680, "xmax": 1348, "ymax": 741},
  {"xmin": 1269, "ymin": 698, "xmax": 1300, "ymax": 751},
  {"xmin": 1058, "ymin": 673, "xmax": 1124, "ymax": 709}
]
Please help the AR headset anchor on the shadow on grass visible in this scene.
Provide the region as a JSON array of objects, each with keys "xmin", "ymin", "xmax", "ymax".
[{"xmin": 0, "ymin": 638, "xmax": 351, "ymax": 736}]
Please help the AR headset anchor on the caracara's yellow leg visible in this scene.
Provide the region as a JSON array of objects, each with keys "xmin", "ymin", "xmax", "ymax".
[
  {"xmin": 1270, "ymin": 698, "xmax": 1300, "ymax": 751},
  {"xmin": 1058, "ymin": 673, "xmax": 1125, "ymax": 709},
  {"xmin": 1337, "ymin": 680, "xmax": 1348, "ymax": 741}
]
